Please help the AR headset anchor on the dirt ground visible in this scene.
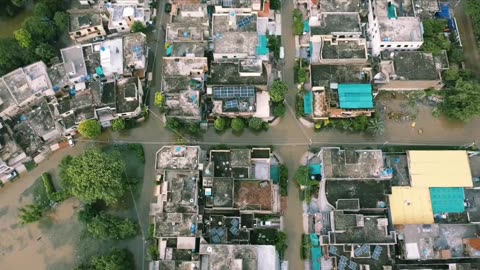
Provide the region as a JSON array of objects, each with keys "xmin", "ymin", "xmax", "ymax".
[{"xmin": 0, "ymin": 143, "xmax": 147, "ymax": 270}]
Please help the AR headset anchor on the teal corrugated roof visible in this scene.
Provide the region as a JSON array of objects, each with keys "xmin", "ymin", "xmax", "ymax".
[
  {"xmin": 388, "ymin": 5, "xmax": 397, "ymax": 19},
  {"xmin": 311, "ymin": 247, "xmax": 322, "ymax": 270},
  {"xmin": 430, "ymin": 188, "xmax": 465, "ymax": 214},
  {"xmin": 304, "ymin": 91, "xmax": 313, "ymax": 115},
  {"xmin": 166, "ymin": 46, "xmax": 173, "ymax": 56},
  {"xmin": 257, "ymin": 35, "xmax": 269, "ymax": 55},
  {"xmin": 270, "ymin": 165, "xmax": 279, "ymax": 184},
  {"xmin": 304, "ymin": 20, "xmax": 310, "ymax": 33},
  {"xmin": 338, "ymin": 84, "xmax": 373, "ymax": 109},
  {"xmin": 310, "ymin": 233, "xmax": 319, "ymax": 247}
]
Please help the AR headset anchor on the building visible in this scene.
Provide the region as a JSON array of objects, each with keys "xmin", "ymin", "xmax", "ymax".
[
  {"xmin": 107, "ymin": 3, "xmax": 151, "ymax": 33},
  {"xmin": 198, "ymin": 244, "xmax": 279, "ymax": 270},
  {"xmin": 311, "ymin": 38, "xmax": 368, "ymax": 65},
  {"xmin": 68, "ymin": 10, "xmax": 107, "ymax": 43},
  {"xmin": 375, "ymin": 51, "xmax": 444, "ymax": 90},
  {"xmin": 367, "ymin": 0, "xmax": 423, "ymax": 56},
  {"xmin": 123, "ymin": 32, "xmax": 148, "ymax": 78},
  {"xmin": 161, "ymin": 57, "xmax": 207, "ymax": 121}
]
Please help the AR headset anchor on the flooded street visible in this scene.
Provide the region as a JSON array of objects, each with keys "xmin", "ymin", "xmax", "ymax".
[{"xmin": 0, "ymin": 6, "xmax": 32, "ymax": 38}]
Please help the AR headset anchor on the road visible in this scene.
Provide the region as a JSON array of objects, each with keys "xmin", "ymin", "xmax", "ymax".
[{"xmin": 454, "ymin": 0, "xmax": 480, "ymax": 76}]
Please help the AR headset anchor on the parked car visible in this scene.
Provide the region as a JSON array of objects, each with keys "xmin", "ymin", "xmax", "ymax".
[
  {"xmin": 6, "ymin": 171, "xmax": 18, "ymax": 181},
  {"xmin": 93, "ymin": 36, "xmax": 106, "ymax": 42}
]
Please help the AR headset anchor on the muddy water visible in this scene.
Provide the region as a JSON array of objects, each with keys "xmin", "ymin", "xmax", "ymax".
[{"xmin": 0, "ymin": 9, "xmax": 33, "ymax": 38}]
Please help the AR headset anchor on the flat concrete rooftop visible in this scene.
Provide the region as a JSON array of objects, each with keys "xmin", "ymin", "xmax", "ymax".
[
  {"xmin": 69, "ymin": 13, "xmax": 103, "ymax": 32},
  {"xmin": 310, "ymin": 13, "xmax": 361, "ymax": 35},
  {"xmin": 156, "ymin": 146, "xmax": 200, "ymax": 171},
  {"xmin": 319, "ymin": 0, "xmax": 365, "ymax": 12},
  {"xmin": 321, "ymin": 39, "xmax": 367, "ymax": 60},
  {"xmin": 213, "ymin": 32, "xmax": 258, "ymax": 56},
  {"xmin": 163, "ymin": 57, "xmax": 207, "ymax": 76},
  {"xmin": 163, "ymin": 170, "xmax": 199, "ymax": 213},
  {"xmin": 321, "ymin": 148, "xmax": 385, "ymax": 179}
]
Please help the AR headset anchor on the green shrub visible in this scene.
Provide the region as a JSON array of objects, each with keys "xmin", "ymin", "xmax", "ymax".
[
  {"xmin": 273, "ymin": 103, "xmax": 286, "ymax": 117},
  {"xmin": 279, "ymin": 164, "xmax": 288, "ymax": 196},
  {"xmin": 248, "ymin": 117, "xmax": 264, "ymax": 131},
  {"xmin": 214, "ymin": 117, "xmax": 227, "ymax": 131},
  {"xmin": 231, "ymin": 118, "xmax": 245, "ymax": 132},
  {"xmin": 41, "ymin": 172, "xmax": 56, "ymax": 199},
  {"xmin": 112, "ymin": 118, "xmax": 126, "ymax": 131},
  {"xmin": 148, "ymin": 244, "xmax": 159, "ymax": 260}
]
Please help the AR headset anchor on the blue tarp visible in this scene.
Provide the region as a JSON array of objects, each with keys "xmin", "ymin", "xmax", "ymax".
[
  {"xmin": 166, "ymin": 46, "xmax": 173, "ymax": 56},
  {"xmin": 430, "ymin": 187, "xmax": 465, "ymax": 214},
  {"xmin": 338, "ymin": 84, "xmax": 374, "ymax": 109},
  {"xmin": 257, "ymin": 35, "xmax": 269, "ymax": 55},
  {"xmin": 437, "ymin": 4, "xmax": 450, "ymax": 19},
  {"xmin": 95, "ymin": 67, "xmax": 104, "ymax": 76},
  {"xmin": 304, "ymin": 91, "xmax": 313, "ymax": 115},
  {"xmin": 309, "ymin": 164, "xmax": 322, "ymax": 175},
  {"xmin": 310, "ymin": 233, "xmax": 319, "ymax": 247},
  {"xmin": 270, "ymin": 165, "xmax": 280, "ymax": 184},
  {"xmin": 311, "ymin": 247, "xmax": 322, "ymax": 270},
  {"xmin": 304, "ymin": 20, "xmax": 310, "ymax": 33}
]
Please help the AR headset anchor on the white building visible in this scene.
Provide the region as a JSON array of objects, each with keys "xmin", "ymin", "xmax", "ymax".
[{"xmin": 367, "ymin": 0, "xmax": 423, "ymax": 56}]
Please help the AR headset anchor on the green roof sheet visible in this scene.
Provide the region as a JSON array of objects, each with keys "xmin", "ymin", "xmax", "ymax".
[
  {"xmin": 388, "ymin": 5, "xmax": 397, "ymax": 19},
  {"xmin": 304, "ymin": 91, "xmax": 313, "ymax": 114},
  {"xmin": 270, "ymin": 165, "xmax": 279, "ymax": 184},
  {"xmin": 430, "ymin": 187, "xmax": 465, "ymax": 214},
  {"xmin": 257, "ymin": 35, "xmax": 269, "ymax": 55},
  {"xmin": 310, "ymin": 233, "xmax": 319, "ymax": 247},
  {"xmin": 309, "ymin": 164, "xmax": 322, "ymax": 175},
  {"xmin": 338, "ymin": 84, "xmax": 373, "ymax": 109},
  {"xmin": 311, "ymin": 247, "xmax": 322, "ymax": 270}
]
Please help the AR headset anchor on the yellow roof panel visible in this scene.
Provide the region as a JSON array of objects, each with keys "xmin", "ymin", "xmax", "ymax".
[
  {"xmin": 408, "ymin": 151, "xmax": 472, "ymax": 188},
  {"xmin": 389, "ymin": 187, "xmax": 434, "ymax": 225}
]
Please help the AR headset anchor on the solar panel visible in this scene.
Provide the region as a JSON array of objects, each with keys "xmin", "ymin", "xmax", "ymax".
[
  {"xmin": 225, "ymin": 100, "xmax": 239, "ymax": 109},
  {"xmin": 354, "ymin": 244, "xmax": 369, "ymax": 257},
  {"xmin": 222, "ymin": 0, "xmax": 232, "ymax": 7},
  {"xmin": 213, "ymin": 86, "xmax": 255, "ymax": 99},
  {"xmin": 339, "ymin": 256, "xmax": 348, "ymax": 270},
  {"xmin": 372, "ymin": 245, "xmax": 383, "ymax": 260},
  {"xmin": 211, "ymin": 235, "xmax": 221, "ymax": 243},
  {"xmin": 230, "ymin": 226, "xmax": 239, "ymax": 235},
  {"xmin": 348, "ymin": 261, "xmax": 358, "ymax": 270},
  {"xmin": 329, "ymin": 245, "xmax": 337, "ymax": 255},
  {"xmin": 217, "ymin": 228, "xmax": 225, "ymax": 237},
  {"xmin": 231, "ymin": 218, "xmax": 239, "ymax": 226},
  {"xmin": 238, "ymin": 16, "xmax": 256, "ymax": 29}
]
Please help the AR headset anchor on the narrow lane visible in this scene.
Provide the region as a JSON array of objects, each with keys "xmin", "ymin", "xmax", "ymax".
[{"xmin": 454, "ymin": 1, "xmax": 480, "ymax": 76}]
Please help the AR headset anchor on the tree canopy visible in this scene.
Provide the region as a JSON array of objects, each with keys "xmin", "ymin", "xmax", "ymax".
[
  {"xmin": 34, "ymin": 43, "xmax": 57, "ymax": 63},
  {"xmin": 14, "ymin": 28, "xmax": 32, "ymax": 48},
  {"xmin": 86, "ymin": 213, "xmax": 137, "ymax": 240},
  {"xmin": 231, "ymin": 118, "xmax": 245, "ymax": 132},
  {"xmin": 54, "ymin": 11, "xmax": 69, "ymax": 31},
  {"xmin": 112, "ymin": 118, "xmax": 126, "ymax": 131},
  {"xmin": 0, "ymin": 38, "xmax": 30, "ymax": 75},
  {"xmin": 248, "ymin": 117, "xmax": 264, "ymax": 131},
  {"xmin": 293, "ymin": 9, "xmax": 304, "ymax": 35},
  {"xmin": 78, "ymin": 119, "xmax": 102, "ymax": 138},
  {"xmin": 22, "ymin": 16, "xmax": 57, "ymax": 43},
  {"xmin": 131, "ymin": 21, "xmax": 147, "ymax": 33},
  {"xmin": 61, "ymin": 149, "xmax": 128, "ymax": 205},
  {"xmin": 214, "ymin": 117, "xmax": 226, "ymax": 131},
  {"xmin": 442, "ymin": 79, "xmax": 480, "ymax": 121},
  {"xmin": 273, "ymin": 103, "xmax": 286, "ymax": 117},
  {"xmin": 294, "ymin": 166, "xmax": 318, "ymax": 188},
  {"xmin": 366, "ymin": 117, "xmax": 385, "ymax": 136},
  {"xmin": 76, "ymin": 249, "xmax": 134, "ymax": 270},
  {"xmin": 270, "ymin": 80, "xmax": 288, "ymax": 103}
]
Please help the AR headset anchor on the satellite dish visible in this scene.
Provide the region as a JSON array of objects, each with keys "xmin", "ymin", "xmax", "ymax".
[{"xmin": 207, "ymin": 247, "xmax": 213, "ymax": 252}]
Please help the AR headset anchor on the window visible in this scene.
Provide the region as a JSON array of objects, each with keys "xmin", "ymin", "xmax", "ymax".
[
  {"xmin": 403, "ymin": 45, "xmax": 408, "ymax": 47},
  {"xmin": 380, "ymin": 45, "xmax": 384, "ymax": 47},
  {"xmin": 94, "ymin": 27, "xmax": 98, "ymax": 30},
  {"xmin": 87, "ymin": 29, "xmax": 92, "ymax": 32},
  {"xmin": 119, "ymin": 22, "xmax": 123, "ymax": 26},
  {"xmin": 387, "ymin": 45, "xmax": 391, "ymax": 48},
  {"xmin": 97, "ymin": 33, "xmax": 102, "ymax": 35},
  {"xmin": 76, "ymin": 31, "xmax": 81, "ymax": 36},
  {"xmin": 121, "ymin": 27, "xmax": 125, "ymax": 30},
  {"xmin": 396, "ymin": 45, "xmax": 401, "ymax": 48}
]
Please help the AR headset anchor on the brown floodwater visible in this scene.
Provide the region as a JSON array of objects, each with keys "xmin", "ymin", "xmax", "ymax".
[{"xmin": 0, "ymin": 9, "xmax": 33, "ymax": 38}]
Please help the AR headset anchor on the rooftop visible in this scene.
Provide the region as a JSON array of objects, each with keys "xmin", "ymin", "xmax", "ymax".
[
  {"xmin": 407, "ymin": 150, "xmax": 473, "ymax": 188},
  {"xmin": 234, "ymin": 180, "xmax": 273, "ymax": 211},
  {"xmin": 154, "ymin": 213, "xmax": 196, "ymax": 237},
  {"xmin": 0, "ymin": 127, "xmax": 22, "ymax": 162},
  {"xmin": 165, "ymin": 90, "xmax": 201, "ymax": 119},
  {"xmin": 0, "ymin": 79, "xmax": 16, "ymax": 112},
  {"xmin": 74, "ymin": 106, "xmax": 95, "ymax": 123},
  {"xmin": 12, "ymin": 120, "xmax": 43, "ymax": 155},
  {"xmin": 319, "ymin": 0, "xmax": 365, "ymax": 12},
  {"xmin": 396, "ymin": 224, "xmax": 480, "ymax": 260},
  {"xmin": 209, "ymin": 61, "xmax": 267, "ymax": 86},
  {"xmin": 231, "ymin": 149, "xmax": 251, "ymax": 167},
  {"xmin": 70, "ymin": 90, "xmax": 94, "ymax": 110},
  {"xmin": 93, "ymin": 39, "xmax": 124, "ymax": 75},
  {"xmin": 2, "ymin": 68, "xmax": 33, "ymax": 104},
  {"xmin": 211, "ymin": 150, "xmax": 232, "ymax": 177},
  {"xmin": 91, "ymin": 80, "xmax": 116, "ymax": 107},
  {"xmin": 22, "ymin": 62, "xmax": 51, "ymax": 92},
  {"xmin": 69, "ymin": 13, "xmax": 103, "ymax": 32},
  {"xmin": 212, "ymin": 177, "xmax": 234, "ymax": 207},
  {"xmin": 198, "ymin": 244, "xmax": 277, "ymax": 270},
  {"xmin": 213, "ymin": 32, "xmax": 258, "ymax": 56},
  {"xmin": 212, "ymin": 86, "xmax": 257, "ymax": 113},
  {"xmin": 310, "ymin": 13, "xmax": 361, "ymax": 35},
  {"xmin": 466, "ymin": 189, "xmax": 480, "ymax": 223},
  {"xmin": 25, "ymin": 101, "xmax": 57, "ymax": 139},
  {"xmin": 375, "ymin": 0, "xmax": 422, "ymax": 42},
  {"xmin": 170, "ymin": 41, "xmax": 207, "ymax": 57},
  {"xmin": 123, "ymin": 33, "xmax": 147, "ymax": 73},
  {"xmin": 116, "ymin": 77, "xmax": 139, "ymax": 113},
  {"xmin": 163, "ymin": 57, "xmax": 207, "ymax": 76},
  {"xmin": 61, "ymin": 46, "xmax": 88, "ymax": 79},
  {"xmin": 166, "ymin": 22, "xmax": 209, "ymax": 41},
  {"xmin": 389, "ymin": 187, "xmax": 434, "ymax": 225},
  {"xmin": 330, "ymin": 213, "xmax": 395, "ymax": 244},
  {"xmin": 321, "ymin": 39, "xmax": 367, "ymax": 60},
  {"xmin": 389, "ymin": 51, "xmax": 440, "ymax": 81},
  {"xmin": 311, "ymin": 64, "xmax": 370, "ymax": 87},
  {"xmin": 212, "ymin": 13, "xmax": 258, "ymax": 34},
  {"xmin": 326, "ymin": 180, "xmax": 391, "ymax": 208},
  {"xmin": 337, "ymin": 84, "xmax": 373, "ymax": 109},
  {"xmin": 110, "ymin": 5, "xmax": 144, "ymax": 22},
  {"xmin": 321, "ymin": 148, "xmax": 385, "ymax": 179},
  {"xmin": 163, "ymin": 170, "xmax": 199, "ymax": 213},
  {"xmin": 156, "ymin": 146, "xmax": 199, "ymax": 171},
  {"xmin": 47, "ymin": 63, "xmax": 69, "ymax": 89}
]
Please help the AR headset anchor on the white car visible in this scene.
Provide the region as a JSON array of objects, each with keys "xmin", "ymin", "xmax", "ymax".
[
  {"xmin": 67, "ymin": 136, "xmax": 75, "ymax": 147},
  {"xmin": 6, "ymin": 171, "xmax": 18, "ymax": 181}
]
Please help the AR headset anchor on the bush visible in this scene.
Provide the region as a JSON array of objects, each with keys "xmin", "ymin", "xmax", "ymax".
[
  {"xmin": 131, "ymin": 21, "xmax": 146, "ymax": 33},
  {"xmin": 50, "ymin": 190, "xmax": 71, "ymax": 203},
  {"xmin": 86, "ymin": 213, "xmax": 138, "ymax": 240},
  {"xmin": 24, "ymin": 160, "xmax": 37, "ymax": 171},
  {"xmin": 296, "ymin": 93, "xmax": 305, "ymax": 117},
  {"xmin": 231, "ymin": 118, "xmax": 245, "ymax": 132},
  {"xmin": 270, "ymin": 80, "xmax": 288, "ymax": 103},
  {"xmin": 18, "ymin": 204, "xmax": 44, "ymax": 224},
  {"xmin": 154, "ymin": 92, "xmax": 165, "ymax": 109},
  {"xmin": 275, "ymin": 231, "xmax": 288, "ymax": 259},
  {"xmin": 112, "ymin": 118, "xmax": 126, "ymax": 131},
  {"xmin": 279, "ymin": 164, "xmax": 288, "ymax": 196},
  {"xmin": 214, "ymin": 117, "xmax": 227, "ymax": 131},
  {"xmin": 148, "ymin": 244, "xmax": 159, "ymax": 260},
  {"xmin": 269, "ymin": 0, "xmax": 281, "ymax": 10},
  {"xmin": 248, "ymin": 117, "xmax": 264, "ymax": 131},
  {"xmin": 298, "ymin": 68, "xmax": 307, "ymax": 84},
  {"xmin": 273, "ymin": 103, "xmax": 286, "ymax": 117},
  {"xmin": 293, "ymin": 9, "xmax": 304, "ymax": 35},
  {"xmin": 78, "ymin": 119, "xmax": 101, "ymax": 138},
  {"xmin": 41, "ymin": 172, "xmax": 56, "ymax": 199}
]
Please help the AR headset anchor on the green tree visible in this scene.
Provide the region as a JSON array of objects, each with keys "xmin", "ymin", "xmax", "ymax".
[
  {"xmin": 78, "ymin": 119, "xmax": 101, "ymax": 138},
  {"xmin": 112, "ymin": 118, "xmax": 126, "ymax": 131},
  {"xmin": 35, "ymin": 43, "xmax": 57, "ymax": 63},
  {"xmin": 366, "ymin": 117, "xmax": 385, "ymax": 136},
  {"xmin": 18, "ymin": 204, "xmax": 44, "ymax": 224},
  {"xmin": 273, "ymin": 103, "xmax": 286, "ymax": 117},
  {"xmin": 0, "ymin": 38, "xmax": 30, "ymax": 76},
  {"xmin": 298, "ymin": 68, "xmax": 307, "ymax": 84},
  {"xmin": 154, "ymin": 92, "xmax": 165, "ymax": 107},
  {"xmin": 131, "ymin": 21, "xmax": 146, "ymax": 33},
  {"xmin": 248, "ymin": 117, "xmax": 264, "ymax": 131},
  {"xmin": 294, "ymin": 166, "xmax": 318, "ymax": 188},
  {"xmin": 61, "ymin": 149, "xmax": 128, "ymax": 205},
  {"xmin": 148, "ymin": 245, "xmax": 159, "ymax": 260},
  {"xmin": 231, "ymin": 118, "xmax": 245, "ymax": 132},
  {"xmin": 275, "ymin": 231, "xmax": 288, "ymax": 259},
  {"xmin": 269, "ymin": 0, "xmax": 281, "ymax": 9},
  {"xmin": 86, "ymin": 213, "xmax": 138, "ymax": 240},
  {"xmin": 448, "ymin": 46, "xmax": 465, "ymax": 64},
  {"xmin": 14, "ymin": 28, "xmax": 33, "ymax": 48},
  {"xmin": 279, "ymin": 164, "xmax": 288, "ymax": 196},
  {"xmin": 11, "ymin": 0, "xmax": 27, "ymax": 7},
  {"xmin": 270, "ymin": 80, "xmax": 288, "ymax": 103},
  {"xmin": 444, "ymin": 66, "xmax": 460, "ymax": 82},
  {"xmin": 293, "ymin": 9, "xmax": 304, "ymax": 35},
  {"xmin": 22, "ymin": 16, "xmax": 57, "ymax": 43},
  {"xmin": 423, "ymin": 19, "xmax": 447, "ymax": 38},
  {"xmin": 442, "ymin": 79, "xmax": 480, "ymax": 121},
  {"xmin": 54, "ymin": 11, "xmax": 69, "ymax": 31},
  {"xmin": 214, "ymin": 117, "xmax": 226, "ymax": 131},
  {"xmin": 77, "ymin": 249, "xmax": 134, "ymax": 270},
  {"xmin": 34, "ymin": 2, "xmax": 54, "ymax": 19},
  {"xmin": 267, "ymin": 35, "xmax": 281, "ymax": 59}
]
